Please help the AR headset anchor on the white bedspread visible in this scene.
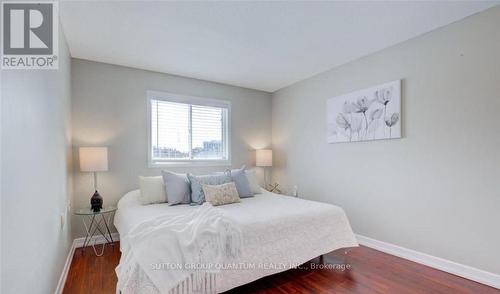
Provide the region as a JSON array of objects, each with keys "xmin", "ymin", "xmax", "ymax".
[{"xmin": 114, "ymin": 189, "xmax": 358, "ymax": 293}]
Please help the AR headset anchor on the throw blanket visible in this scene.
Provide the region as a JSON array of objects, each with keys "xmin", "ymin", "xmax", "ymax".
[{"xmin": 116, "ymin": 203, "xmax": 242, "ymax": 294}]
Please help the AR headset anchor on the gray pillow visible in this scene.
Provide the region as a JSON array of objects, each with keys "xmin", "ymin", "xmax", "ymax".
[
  {"xmin": 188, "ymin": 172, "xmax": 232, "ymax": 204},
  {"xmin": 161, "ymin": 170, "xmax": 191, "ymax": 205},
  {"xmin": 229, "ymin": 166, "xmax": 253, "ymax": 198},
  {"xmin": 246, "ymin": 169, "xmax": 262, "ymax": 194}
]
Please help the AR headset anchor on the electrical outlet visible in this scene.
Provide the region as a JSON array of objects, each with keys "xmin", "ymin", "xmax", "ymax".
[{"xmin": 60, "ymin": 213, "xmax": 65, "ymax": 229}]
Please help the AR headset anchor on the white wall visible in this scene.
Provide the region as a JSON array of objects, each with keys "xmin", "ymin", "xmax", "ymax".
[
  {"xmin": 71, "ymin": 59, "xmax": 272, "ymax": 237},
  {"xmin": 272, "ymin": 6, "xmax": 500, "ymax": 275},
  {"xmin": 1, "ymin": 30, "xmax": 73, "ymax": 293}
]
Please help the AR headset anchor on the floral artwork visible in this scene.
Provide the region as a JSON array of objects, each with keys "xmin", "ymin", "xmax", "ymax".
[{"xmin": 327, "ymin": 80, "xmax": 401, "ymax": 143}]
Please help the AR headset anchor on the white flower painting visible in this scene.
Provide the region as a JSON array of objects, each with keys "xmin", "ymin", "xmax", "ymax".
[{"xmin": 327, "ymin": 80, "xmax": 401, "ymax": 143}]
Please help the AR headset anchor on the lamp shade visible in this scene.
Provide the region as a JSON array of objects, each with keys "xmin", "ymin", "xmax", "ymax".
[
  {"xmin": 79, "ymin": 147, "xmax": 108, "ymax": 172},
  {"xmin": 256, "ymin": 149, "xmax": 272, "ymax": 167}
]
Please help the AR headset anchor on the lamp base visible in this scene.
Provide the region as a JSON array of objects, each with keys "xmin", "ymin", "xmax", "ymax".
[{"xmin": 91, "ymin": 190, "xmax": 103, "ymax": 212}]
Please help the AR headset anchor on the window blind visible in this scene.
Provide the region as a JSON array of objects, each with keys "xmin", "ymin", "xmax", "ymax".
[
  {"xmin": 191, "ymin": 105, "xmax": 225, "ymax": 159},
  {"xmin": 150, "ymin": 98, "xmax": 228, "ymax": 162}
]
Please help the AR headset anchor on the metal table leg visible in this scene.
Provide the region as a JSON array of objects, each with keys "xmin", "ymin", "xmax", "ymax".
[
  {"xmin": 102, "ymin": 212, "xmax": 114, "ymax": 243},
  {"xmin": 82, "ymin": 214, "xmax": 96, "ymax": 248},
  {"xmin": 81, "ymin": 212, "xmax": 115, "ymax": 256}
]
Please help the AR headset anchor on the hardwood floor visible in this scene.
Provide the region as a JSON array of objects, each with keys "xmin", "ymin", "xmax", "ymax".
[
  {"xmin": 63, "ymin": 242, "xmax": 499, "ymax": 294},
  {"xmin": 63, "ymin": 243, "xmax": 121, "ymax": 294}
]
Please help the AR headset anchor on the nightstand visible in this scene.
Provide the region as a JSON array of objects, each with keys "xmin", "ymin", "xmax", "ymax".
[{"xmin": 74, "ymin": 207, "xmax": 117, "ymax": 256}]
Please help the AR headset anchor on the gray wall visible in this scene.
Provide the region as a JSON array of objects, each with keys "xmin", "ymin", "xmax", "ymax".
[
  {"xmin": 1, "ymin": 29, "xmax": 73, "ymax": 292},
  {"xmin": 71, "ymin": 59, "xmax": 272, "ymax": 237},
  {"xmin": 272, "ymin": 6, "xmax": 500, "ymax": 275}
]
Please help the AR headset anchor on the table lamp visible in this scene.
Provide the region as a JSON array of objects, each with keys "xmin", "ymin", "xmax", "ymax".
[
  {"xmin": 256, "ymin": 149, "xmax": 273, "ymax": 190},
  {"xmin": 79, "ymin": 147, "xmax": 108, "ymax": 212}
]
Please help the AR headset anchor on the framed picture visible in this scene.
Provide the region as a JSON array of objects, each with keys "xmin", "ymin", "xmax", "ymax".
[{"xmin": 327, "ymin": 80, "xmax": 401, "ymax": 143}]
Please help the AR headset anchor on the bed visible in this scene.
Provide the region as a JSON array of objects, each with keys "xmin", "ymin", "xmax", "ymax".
[{"xmin": 114, "ymin": 189, "xmax": 358, "ymax": 293}]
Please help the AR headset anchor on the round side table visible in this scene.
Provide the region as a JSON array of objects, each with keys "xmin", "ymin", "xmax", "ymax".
[{"xmin": 74, "ymin": 207, "xmax": 117, "ymax": 256}]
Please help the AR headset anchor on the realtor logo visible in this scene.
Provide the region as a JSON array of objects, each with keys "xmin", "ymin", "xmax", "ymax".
[{"xmin": 2, "ymin": 1, "xmax": 58, "ymax": 69}]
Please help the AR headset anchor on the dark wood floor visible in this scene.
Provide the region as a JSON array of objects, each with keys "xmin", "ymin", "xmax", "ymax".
[{"xmin": 63, "ymin": 242, "xmax": 499, "ymax": 294}]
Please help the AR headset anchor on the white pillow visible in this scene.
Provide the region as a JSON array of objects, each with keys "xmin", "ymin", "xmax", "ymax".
[
  {"xmin": 139, "ymin": 176, "xmax": 167, "ymax": 205},
  {"xmin": 245, "ymin": 169, "xmax": 262, "ymax": 194}
]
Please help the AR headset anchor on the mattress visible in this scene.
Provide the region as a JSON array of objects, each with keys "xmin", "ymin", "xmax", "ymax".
[{"xmin": 114, "ymin": 189, "xmax": 358, "ymax": 293}]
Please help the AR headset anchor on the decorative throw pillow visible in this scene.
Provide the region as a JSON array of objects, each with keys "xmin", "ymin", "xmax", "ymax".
[
  {"xmin": 246, "ymin": 169, "xmax": 262, "ymax": 194},
  {"xmin": 203, "ymin": 182, "xmax": 240, "ymax": 206},
  {"xmin": 188, "ymin": 172, "xmax": 232, "ymax": 204},
  {"xmin": 138, "ymin": 176, "xmax": 167, "ymax": 205},
  {"xmin": 229, "ymin": 166, "xmax": 254, "ymax": 198},
  {"xmin": 161, "ymin": 170, "xmax": 191, "ymax": 205}
]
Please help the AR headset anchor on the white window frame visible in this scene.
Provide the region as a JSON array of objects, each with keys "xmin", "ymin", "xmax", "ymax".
[{"xmin": 147, "ymin": 90, "xmax": 231, "ymax": 167}]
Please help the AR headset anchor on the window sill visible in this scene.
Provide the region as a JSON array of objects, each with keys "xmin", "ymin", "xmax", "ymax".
[{"xmin": 149, "ymin": 160, "xmax": 231, "ymax": 168}]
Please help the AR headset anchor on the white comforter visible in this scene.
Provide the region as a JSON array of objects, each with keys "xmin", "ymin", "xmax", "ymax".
[{"xmin": 114, "ymin": 189, "xmax": 358, "ymax": 293}]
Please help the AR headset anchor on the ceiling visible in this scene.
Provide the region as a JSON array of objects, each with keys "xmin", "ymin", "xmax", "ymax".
[{"xmin": 60, "ymin": 1, "xmax": 498, "ymax": 92}]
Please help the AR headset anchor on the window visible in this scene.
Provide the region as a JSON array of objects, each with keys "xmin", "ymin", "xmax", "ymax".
[{"xmin": 148, "ymin": 91, "xmax": 230, "ymax": 166}]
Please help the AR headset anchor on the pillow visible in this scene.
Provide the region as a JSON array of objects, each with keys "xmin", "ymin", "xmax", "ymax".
[
  {"xmin": 188, "ymin": 172, "xmax": 232, "ymax": 204},
  {"xmin": 138, "ymin": 176, "xmax": 167, "ymax": 205},
  {"xmin": 229, "ymin": 166, "xmax": 253, "ymax": 198},
  {"xmin": 203, "ymin": 182, "xmax": 240, "ymax": 206},
  {"xmin": 246, "ymin": 169, "xmax": 262, "ymax": 194},
  {"xmin": 161, "ymin": 170, "xmax": 191, "ymax": 205}
]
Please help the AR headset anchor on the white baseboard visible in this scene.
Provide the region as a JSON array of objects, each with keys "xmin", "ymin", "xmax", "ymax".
[
  {"xmin": 73, "ymin": 233, "xmax": 120, "ymax": 248},
  {"xmin": 54, "ymin": 239, "xmax": 77, "ymax": 294},
  {"xmin": 356, "ymin": 234, "xmax": 500, "ymax": 290},
  {"xmin": 54, "ymin": 233, "xmax": 120, "ymax": 294}
]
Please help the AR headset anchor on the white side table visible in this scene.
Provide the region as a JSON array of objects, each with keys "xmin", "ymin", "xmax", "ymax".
[{"xmin": 74, "ymin": 207, "xmax": 117, "ymax": 256}]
